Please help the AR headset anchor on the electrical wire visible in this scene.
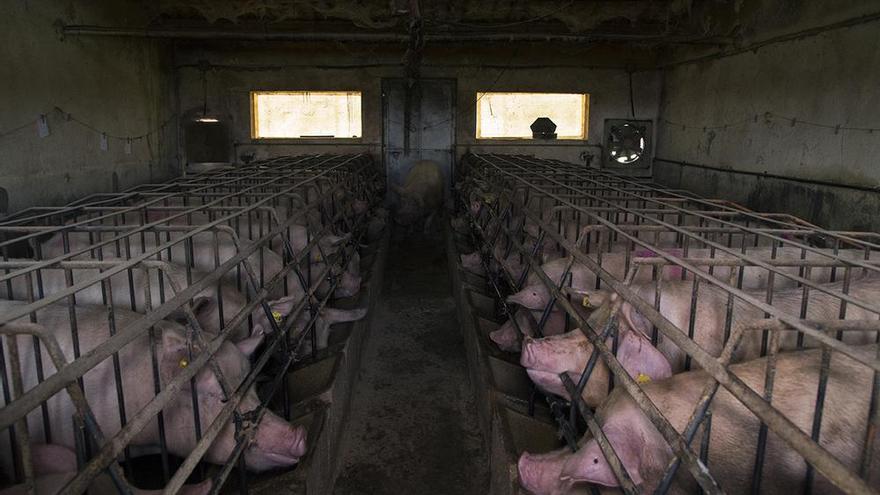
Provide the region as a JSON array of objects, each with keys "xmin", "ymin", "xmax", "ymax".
[
  {"xmin": 0, "ymin": 106, "xmax": 176, "ymax": 143},
  {"xmin": 420, "ymin": 45, "xmax": 521, "ymax": 131}
]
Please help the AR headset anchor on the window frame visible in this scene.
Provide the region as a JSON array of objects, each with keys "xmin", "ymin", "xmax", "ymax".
[
  {"xmin": 474, "ymin": 92, "xmax": 590, "ymax": 141},
  {"xmin": 249, "ymin": 90, "xmax": 364, "ymax": 140}
]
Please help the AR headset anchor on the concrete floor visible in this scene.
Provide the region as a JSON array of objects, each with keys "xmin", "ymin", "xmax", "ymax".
[{"xmin": 333, "ymin": 229, "xmax": 490, "ymax": 494}]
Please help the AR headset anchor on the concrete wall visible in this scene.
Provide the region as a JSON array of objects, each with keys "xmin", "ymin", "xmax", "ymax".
[
  {"xmin": 655, "ymin": 1, "xmax": 880, "ymax": 231},
  {"xmin": 0, "ymin": 1, "xmax": 176, "ymax": 214},
  {"xmin": 174, "ymin": 43, "xmax": 661, "ymax": 169}
]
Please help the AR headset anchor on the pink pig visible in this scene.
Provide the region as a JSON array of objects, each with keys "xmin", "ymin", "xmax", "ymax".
[{"xmin": 0, "ymin": 301, "xmax": 307, "ymax": 477}]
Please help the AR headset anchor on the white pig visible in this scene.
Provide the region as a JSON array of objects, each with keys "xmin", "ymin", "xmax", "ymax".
[
  {"xmin": 0, "ymin": 301, "xmax": 307, "ymax": 477},
  {"xmin": 508, "ymin": 248, "xmax": 871, "ymax": 311},
  {"xmin": 0, "ymin": 444, "xmax": 211, "ymax": 495},
  {"xmin": 518, "ymin": 346, "xmax": 880, "ymax": 494},
  {"xmin": 392, "ymin": 160, "xmax": 444, "ymax": 232}
]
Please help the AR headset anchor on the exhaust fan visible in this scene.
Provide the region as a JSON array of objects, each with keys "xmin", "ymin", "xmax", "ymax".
[{"xmin": 602, "ymin": 119, "xmax": 653, "ymax": 176}]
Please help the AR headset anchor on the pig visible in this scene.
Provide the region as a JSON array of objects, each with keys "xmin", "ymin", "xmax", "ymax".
[
  {"xmin": 349, "ymin": 198, "xmax": 369, "ymax": 217},
  {"xmin": 583, "ymin": 275, "xmax": 880, "ymax": 373},
  {"xmin": 491, "ymin": 243, "xmax": 526, "ymax": 282},
  {"xmin": 450, "ymin": 215, "xmax": 470, "ymax": 236},
  {"xmin": 520, "ymin": 329, "xmax": 672, "ymax": 407},
  {"xmin": 0, "ymin": 300, "xmax": 307, "ymax": 476},
  {"xmin": 508, "ymin": 247, "xmax": 871, "ymax": 311},
  {"xmin": 345, "ymin": 249, "xmax": 362, "ymax": 278},
  {"xmin": 460, "ymin": 251, "xmax": 485, "ymax": 276},
  {"xmin": 307, "ymin": 259, "xmax": 362, "ymax": 299},
  {"xmin": 392, "ymin": 160, "xmax": 444, "ymax": 232},
  {"xmin": 282, "ymin": 224, "xmax": 350, "ymax": 263},
  {"xmin": 0, "ymin": 444, "xmax": 211, "ymax": 495},
  {"xmin": 507, "ymin": 258, "xmax": 605, "ymax": 311},
  {"xmin": 518, "ymin": 346, "xmax": 880, "ymax": 494},
  {"xmin": 489, "ymin": 308, "xmax": 567, "ymax": 353},
  {"xmin": 366, "ymin": 210, "xmax": 388, "ymax": 243},
  {"xmin": 0, "ymin": 260, "xmax": 297, "ymax": 342}
]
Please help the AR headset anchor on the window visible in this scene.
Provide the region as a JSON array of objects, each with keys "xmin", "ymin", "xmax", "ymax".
[
  {"xmin": 251, "ymin": 91, "xmax": 362, "ymax": 139},
  {"xmin": 475, "ymin": 92, "xmax": 589, "ymax": 140}
]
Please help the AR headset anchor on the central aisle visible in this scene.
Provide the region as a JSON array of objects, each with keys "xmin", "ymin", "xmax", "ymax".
[{"xmin": 333, "ymin": 229, "xmax": 489, "ymax": 494}]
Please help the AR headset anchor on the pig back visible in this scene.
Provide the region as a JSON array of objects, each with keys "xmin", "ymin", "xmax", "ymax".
[
  {"xmin": 631, "ymin": 276, "xmax": 880, "ymax": 372},
  {"xmin": 400, "ymin": 160, "xmax": 444, "ymax": 211},
  {"xmin": 602, "ymin": 346, "xmax": 879, "ymax": 494},
  {"xmin": 0, "ymin": 301, "xmax": 175, "ymax": 480}
]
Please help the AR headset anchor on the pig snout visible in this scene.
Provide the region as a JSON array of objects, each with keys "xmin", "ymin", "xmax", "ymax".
[
  {"xmin": 460, "ymin": 252, "xmax": 484, "ymax": 273},
  {"xmin": 353, "ymin": 199, "xmax": 369, "ymax": 214},
  {"xmin": 518, "ymin": 451, "xmax": 566, "ymax": 495},
  {"xmin": 245, "ymin": 414, "xmax": 308, "ymax": 471},
  {"xmin": 335, "ymin": 271, "xmax": 362, "ymax": 298},
  {"xmin": 521, "ymin": 331, "xmax": 589, "ymax": 374},
  {"xmin": 507, "ymin": 287, "xmax": 546, "ymax": 310}
]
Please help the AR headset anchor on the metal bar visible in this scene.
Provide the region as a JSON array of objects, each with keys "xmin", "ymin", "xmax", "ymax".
[
  {"xmin": 459, "ymin": 153, "xmax": 880, "ymax": 495},
  {"xmin": 0, "ymin": 155, "xmax": 378, "ymax": 495}
]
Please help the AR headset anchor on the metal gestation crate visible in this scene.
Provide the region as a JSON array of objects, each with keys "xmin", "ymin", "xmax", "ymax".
[
  {"xmin": 457, "ymin": 153, "xmax": 880, "ymax": 494},
  {"xmin": 0, "ymin": 154, "xmax": 382, "ymax": 494}
]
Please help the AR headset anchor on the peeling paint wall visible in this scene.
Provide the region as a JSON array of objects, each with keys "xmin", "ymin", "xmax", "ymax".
[
  {"xmin": 655, "ymin": 2, "xmax": 880, "ymax": 230},
  {"xmin": 0, "ymin": 1, "xmax": 176, "ymax": 214},
  {"xmin": 174, "ymin": 43, "xmax": 662, "ymax": 168}
]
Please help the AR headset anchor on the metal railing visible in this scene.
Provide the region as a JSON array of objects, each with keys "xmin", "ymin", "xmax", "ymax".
[
  {"xmin": 0, "ymin": 154, "xmax": 383, "ymax": 494},
  {"xmin": 457, "ymin": 153, "xmax": 879, "ymax": 494}
]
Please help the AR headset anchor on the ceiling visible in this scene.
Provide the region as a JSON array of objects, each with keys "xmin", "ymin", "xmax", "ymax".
[{"xmin": 143, "ymin": 0, "xmax": 738, "ymax": 46}]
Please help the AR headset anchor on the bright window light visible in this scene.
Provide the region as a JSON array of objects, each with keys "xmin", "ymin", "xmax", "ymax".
[
  {"xmin": 251, "ymin": 91, "xmax": 362, "ymax": 139},
  {"xmin": 476, "ymin": 92, "xmax": 589, "ymax": 140}
]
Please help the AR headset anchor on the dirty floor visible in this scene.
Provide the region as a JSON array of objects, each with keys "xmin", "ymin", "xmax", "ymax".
[{"xmin": 333, "ymin": 229, "xmax": 489, "ymax": 494}]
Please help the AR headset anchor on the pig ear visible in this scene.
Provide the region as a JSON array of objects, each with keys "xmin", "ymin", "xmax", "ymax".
[
  {"xmin": 192, "ymin": 296, "xmax": 219, "ymax": 329},
  {"xmin": 615, "ymin": 330, "xmax": 672, "ymax": 384},
  {"xmin": 167, "ymin": 296, "xmax": 216, "ymax": 328},
  {"xmin": 258, "ymin": 295, "xmax": 301, "ymax": 332},
  {"xmin": 569, "ymin": 288, "xmax": 614, "ymax": 311},
  {"xmin": 269, "ymin": 295, "xmax": 301, "ymax": 315},
  {"xmin": 236, "ymin": 326, "xmax": 265, "ymax": 357},
  {"xmin": 159, "ymin": 326, "xmax": 191, "ymax": 383},
  {"xmin": 326, "ymin": 232, "xmax": 351, "ymax": 247}
]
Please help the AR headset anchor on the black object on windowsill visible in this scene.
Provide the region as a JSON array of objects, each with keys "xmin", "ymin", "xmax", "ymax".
[{"xmin": 531, "ymin": 117, "xmax": 558, "ymax": 139}]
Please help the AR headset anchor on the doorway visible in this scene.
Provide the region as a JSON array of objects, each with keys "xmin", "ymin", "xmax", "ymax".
[{"xmin": 381, "ymin": 78, "xmax": 456, "ymax": 203}]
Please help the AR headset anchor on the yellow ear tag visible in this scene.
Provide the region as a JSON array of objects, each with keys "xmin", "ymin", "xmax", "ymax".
[
  {"xmin": 636, "ymin": 373, "xmax": 651, "ymax": 384},
  {"xmin": 582, "ymin": 295, "xmax": 592, "ymax": 308},
  {"xmin": 272, "ymin": 311, "xmax": 283, "ymax": 324},
  {"xmin": 315, "ymin": 254, "xmax": 322, "ymax": 262},
  {"xmin": 179, "ymin": 358, "xmax": 189, "ymax": 369}
]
